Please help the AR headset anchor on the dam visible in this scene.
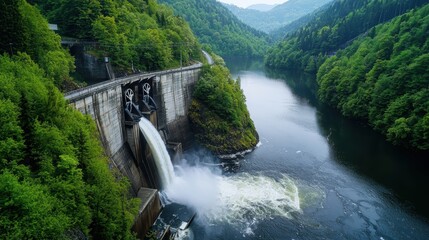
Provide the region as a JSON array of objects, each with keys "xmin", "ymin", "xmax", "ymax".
[{"xmin": 65, "ymin": 59, "xmax": 206, "ymax": 238}]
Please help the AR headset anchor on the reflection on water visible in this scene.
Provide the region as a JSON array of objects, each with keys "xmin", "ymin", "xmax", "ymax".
[
  {"xmin": 186, "ymin": 57, "xmax": 429, "ymax": 239},
  {"xmin": 317, "ymin": 105, "xmax": 429, "ymax": 217},
  {"xmin": 226, "ymin": 56, "xmax": 429, "ymax": 218}
]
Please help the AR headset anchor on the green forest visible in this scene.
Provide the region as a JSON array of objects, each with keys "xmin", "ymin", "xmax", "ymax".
[
  {"xmin": 317, "ymin": 4, "xmax": 429, "ymax": 150},
  {"xmin": 266, "ymin": 0, "xmax": 429, "ymax": 73},
  {"xmin": 0, "ymin": 0, "xmax": 226, "ymax": 238},
  {"xmin": 159, "ymin": 0, "xmax": 269, "ymax": 57},
  {"xmin": 30, "ymin": 0, "xmax": 202, "ymax": 72},
  {"xmin": 0, "ymin": 54, "xmax": 140, "ymax": 239},
  {"xmin": 189, "ymin": 55, "xmax": 259, "ymax": 154},
  {"xmin": 0, "ymin": 0, "xmax": 262, "ymax": 238},
  {"xmin": 0, "ymin": 0, "xmax": 141, "ymax": 239},
  {"xmin": 262, "ymin": 0, "xmax": 429, "ymax": 150},
  {"xmin": 2, "ymin": 0, "xmax": 429, "ymax": 237}
]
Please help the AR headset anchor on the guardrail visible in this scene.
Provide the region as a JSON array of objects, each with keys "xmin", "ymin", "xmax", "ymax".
[{"xmin": 65, "ymin": 62, "xmax": 203, "ymax": 102}]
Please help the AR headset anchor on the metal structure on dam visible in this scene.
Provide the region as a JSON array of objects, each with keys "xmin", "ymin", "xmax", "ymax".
[{"xmin": 65, "ymin": 61, "xmax": 205, "ymax": 238}]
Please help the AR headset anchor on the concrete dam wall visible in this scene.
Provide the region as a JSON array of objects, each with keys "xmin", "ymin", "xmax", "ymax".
[
  {"xmin": 155, "ymin": 69, "xmax": 201, "ymax": 148},
  {"xmin": 66, "ymin": 64, "xmax": 202, "ymax": 192},
  {"xmin": 66, "ymin": 64, "xmax": 201, "ymax": 238}
]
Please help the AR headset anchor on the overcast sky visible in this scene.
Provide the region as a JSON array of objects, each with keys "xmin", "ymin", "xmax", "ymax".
[{"xmin": 217, "ymin": 0, "xmax": 287, "ymax": 8}]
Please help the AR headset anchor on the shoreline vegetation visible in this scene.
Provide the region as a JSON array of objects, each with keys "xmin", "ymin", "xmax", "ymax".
[
  {"xmin": 265, "ymin": 0, "xmax": 429, "ymax": 151},
  {"xmin": 189, "ymin": 54, "xmax": 259, "ymax": 156}
]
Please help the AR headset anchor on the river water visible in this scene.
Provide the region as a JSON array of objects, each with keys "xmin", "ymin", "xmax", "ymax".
[{"xmin": 178, "ymin": 59, "xmax": 429, "ymax": 240}]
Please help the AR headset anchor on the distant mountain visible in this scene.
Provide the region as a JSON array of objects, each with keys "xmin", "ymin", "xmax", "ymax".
[
  {"xmin": 270, "ymin": 3, "xmax": 332, "ymax": 41},
  {"xmin": 247, "ymin": 4, "xmax": 278, "ymax": 12},
  {"xmin": 224, "ymin": 0, "xmax": 333, "ymax": 33},
  {"xmin": 159, "ymin": 0, "xmax": 269, "ymax": 57},
  {"xmin": 266, "ymin": 0, "xmax": 429, "ymax": 72}
]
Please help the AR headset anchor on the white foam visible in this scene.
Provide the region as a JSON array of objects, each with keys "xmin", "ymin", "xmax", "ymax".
[
  {"xmin": 165, "ymin": 161, "xmax": 301, "ymax": 235},
  {"xmin": 138, "ymin": 119, "xmax": 302, "ymax": 235}
]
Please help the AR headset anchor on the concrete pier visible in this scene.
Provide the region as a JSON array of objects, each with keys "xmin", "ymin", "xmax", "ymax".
[{"xmin": 132, "ymin": 188, "xmax": 162, "ymax": 239}]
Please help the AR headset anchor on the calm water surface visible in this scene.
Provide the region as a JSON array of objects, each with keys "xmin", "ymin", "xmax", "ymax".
[{"xmin": 184, "ymin": 58, "xmax": 429, "ymax": 240}]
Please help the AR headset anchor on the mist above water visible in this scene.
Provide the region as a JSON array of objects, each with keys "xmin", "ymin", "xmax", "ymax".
[
  {"xmin": 140, "ymin": 117, "xmax": 303, "ymax": 236},
  {"xmin": 164, "ymin": 157, "xmax": 302, "ymax": 235}
]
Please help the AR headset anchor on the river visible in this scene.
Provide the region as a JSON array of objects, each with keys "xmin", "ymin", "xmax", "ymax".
[{"xmin": 177, "ymin": 58, "xmax": 429, "ymax": 240}]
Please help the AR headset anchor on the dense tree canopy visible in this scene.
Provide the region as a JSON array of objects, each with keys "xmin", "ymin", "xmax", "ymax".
[
  {"xmin": 159, "ymin": 0, "xmax": 269, "ymax": 58},
  {"xmin": 266, "ymin": 0, "xmax": 429, "ymax": 73},
  {"xmin": 0, "ymin": 0, "xmax": 74, "ymax": 87},
  {"xmin": 317, "ymin": 4, "xmax": 429, "ymax": 150},
  {"xmin": 1, "ymin": 1, "xmax": 139, "ymax": 238},
  {"xmin": 32, "ymin": 0, "xmax": 202, "ymax": 72},
  {"xmin": 189, "ymin": 57, "xmax": 259, "ymax": 154},
  {"xmin": 0, "ymin": 53, "xmax": 140, "ymax": 239}
]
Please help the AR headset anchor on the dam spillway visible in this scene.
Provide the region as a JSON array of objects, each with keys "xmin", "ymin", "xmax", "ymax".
[{"xmin": 139, "ymin": 117, "xmax": 175, "ymax": 190}]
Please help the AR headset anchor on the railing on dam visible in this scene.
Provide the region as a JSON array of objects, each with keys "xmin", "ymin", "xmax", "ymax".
[{"xmin": 64, "ymin": 62, "xmax": 203, "ymax": 102}]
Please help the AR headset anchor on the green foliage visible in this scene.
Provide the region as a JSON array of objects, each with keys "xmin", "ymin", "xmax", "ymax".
[
  {"xmin": 189, "ymin": 62, "xmax": 259, "ymax": 154},
  {"xmin": 33, "ymin": 0, "xmax": 202, "ymax": 72},
  {"xmin": 266, "ymin": 0, "xmax": 429, "ymax": 73},
  {"xmin": 317, "ymin": 4, "xmax": 429, "ymax": 150},
  {"xmin": 0, "ymin": 0, "xmax": 75, "ymax": 87},
  {"xmin": 0, "ymin": 0, "xmax": 26, "ymax": 54},
  {"xmin": 0, "ymin": 99, "xmax": 24, "ymax": 170},
  {"xmin": 0, "ymin": 54, "xmax": 139, "ymax": 238},
  {"xmin": 0, "ymin": 171, "xmax": 70, "ymax": 239},
  {"xmin": 159, "ymin": 0, "xmax": 269, "ymax": 58}
]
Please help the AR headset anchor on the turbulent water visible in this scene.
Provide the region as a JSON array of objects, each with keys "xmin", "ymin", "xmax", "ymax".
[{"xmin": 165, "ymin": 161, "xmax": 304, "ymax": 236}]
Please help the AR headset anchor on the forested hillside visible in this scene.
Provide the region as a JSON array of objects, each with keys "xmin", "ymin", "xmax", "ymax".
[
  {"xmin": 0, "ymin": 0, "xmax": 139, "ymax": 238},
  {"xmin": 189, "ymin": 56, "xmax": 259, "ymax": 155},
  {"xmin": 1, "ymin": 0, "xmax": 75, "ymax": 89},
  {"xmin": 31, "ymin": 0, "xmax": 202, "ymax": 72},
  {"xmin": 158, "ymin": 0, "xmax": 269, "ymax": 57},
  {"xmin": 266, "ymin": 0, "xmax": 429, "ymax": 73},
  {"xmin": 317, "ymin": 4, "xmax": 429, "ymax": 150},
  {"xmin": 224, "ymin": 0, "xmax": 332, "ymax": 34}
]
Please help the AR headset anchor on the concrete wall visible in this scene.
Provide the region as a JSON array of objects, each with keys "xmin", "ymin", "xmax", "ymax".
[
  {"xmin": 132, "ymin": 188, "xmax": 162, "ymax": 239},
  {"xmin": 70, "ymin": 45, "xmax": 111, "ymax": 83},
  {"xmin": 155, "ymin": 68, "xmax": 201, "ymax": 148},
  {"xmin": 70, "ymin": 85, "xmax": 125, "ymax": 157},
  {"xmin": 67, "ymin": 65, "xmax": 202, "ymax": 193}
]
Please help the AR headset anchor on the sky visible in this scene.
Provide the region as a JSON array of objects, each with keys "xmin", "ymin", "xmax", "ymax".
[{"xmin": 217, "ymin": 0, "xmax": 287, "ymax": 8}]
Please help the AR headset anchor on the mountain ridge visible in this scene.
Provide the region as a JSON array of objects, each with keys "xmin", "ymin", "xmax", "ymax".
[
  {"xmin": 159, "ymin": 0, "xmax": 269, "ymax": 57},
  {"xmin": 247, "ymin": 3, "xmax": 278, "ymax": 12},
  {"xmin": 223, "ymin": 0, "xmax": 333, "ymax": 33}
]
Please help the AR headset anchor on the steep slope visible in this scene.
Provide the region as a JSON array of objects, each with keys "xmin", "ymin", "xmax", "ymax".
[
  {"xmin": 317, "ymin": 3, "xmax": 429, "ymax": 150},
  {"xmin": 224, "ymin": 0, "xmax": 333, "ymax": 33},
  {"xmin": 189, "ymin": 57, "xmax": 259, "ymax": 155},
  {"xmin": 0, "ymin": 1, "xmax": 139, "ymax": 238},
  {"xmin": 159, "ymin": 0, "xmax": 269, "ymax": 57},
  {"xmin": 266, "ymin": 0, "xmax": 429, "ymax": 73}
]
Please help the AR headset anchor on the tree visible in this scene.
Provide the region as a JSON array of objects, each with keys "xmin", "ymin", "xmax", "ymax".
[
  {"xmin": 189, "ymin": 60, "xmax": 259, "ymax": 154},
  {"xmin": 57, "ymin": 0, "xmax": 101, "ymax": 39},
  {"xmin": 0, "ymin": 0, "xmax": 26, "ymax": 54},
  {"xmin": 316, "ymin": 3, "xmax": 429, "ymax": 150}
]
